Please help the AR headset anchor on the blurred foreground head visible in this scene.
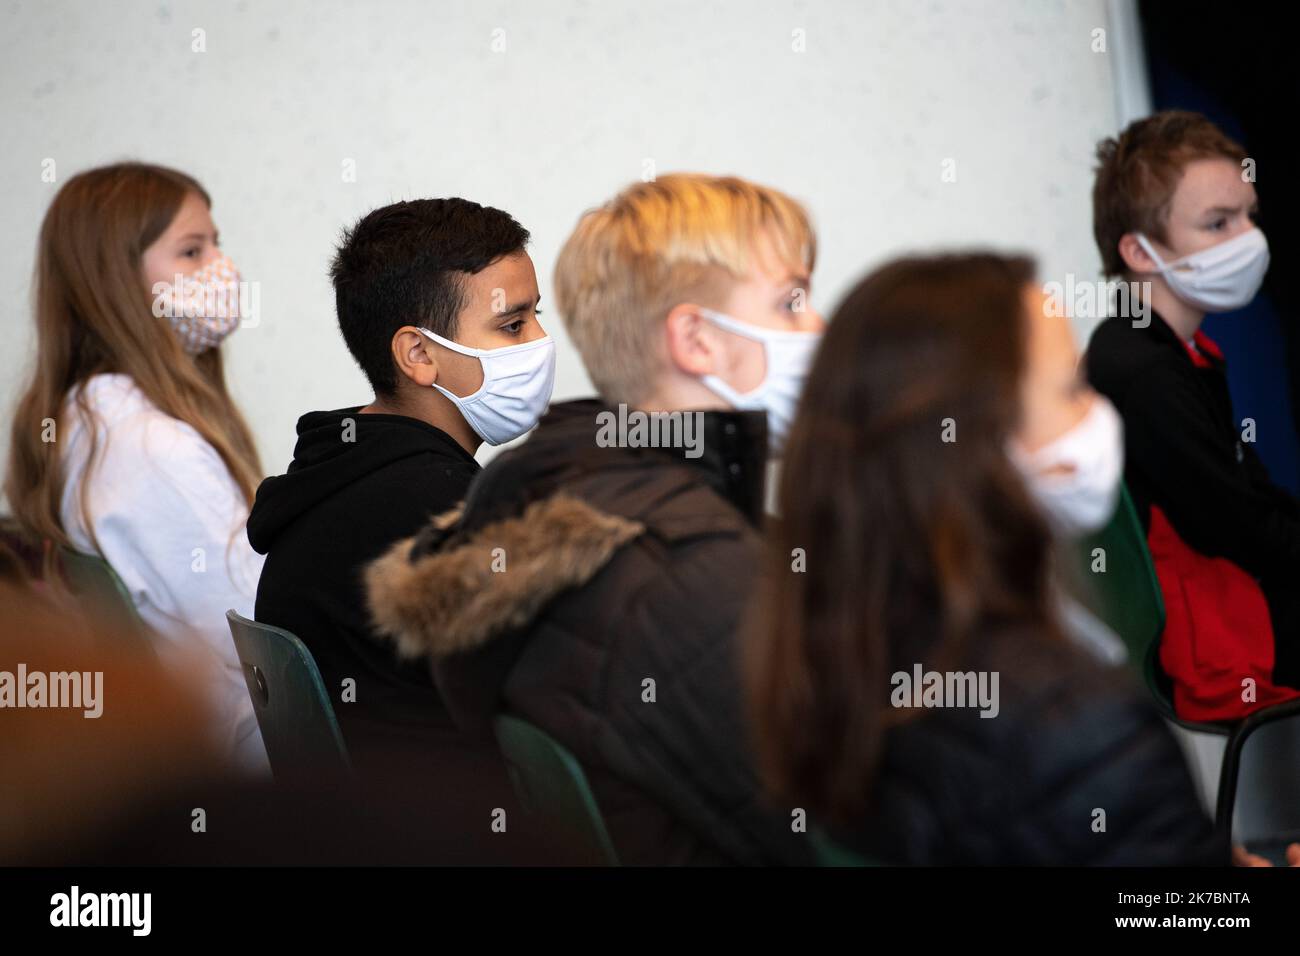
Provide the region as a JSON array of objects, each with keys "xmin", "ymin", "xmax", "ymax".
[
  {"xmin": 0, "ymin": 566, "xmax": 220, "ymax": 862},
  {"xmin": 748, "ymin": 253, "xmax": 1073, "ymax": 824},
  {"xmin": 0, "ymin": 557, "xmax": 579, "ymax": 864}
]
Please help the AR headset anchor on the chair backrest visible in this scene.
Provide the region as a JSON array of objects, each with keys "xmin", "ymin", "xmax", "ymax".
[
  {"xmin": 811, "ymin": 828, "xmax": 880, "ymax": 867},
  {"xmin": 56, "ymin": 547, "xmax": 151, "ymax": 647},
  {"xmin": 225, "ymin": 609, "xmax": 350, "ymax": 778},
  {"xmin": 1072, "ymin": 489, "xmax": 1239, "ymax": 731},
  {"xmin": 493, "ymin": 714, "xmax": 619, "ymax": 866},
  {"xmin": 1074, "ymin": 483, "xmax": 1166, "ymax": 678}
]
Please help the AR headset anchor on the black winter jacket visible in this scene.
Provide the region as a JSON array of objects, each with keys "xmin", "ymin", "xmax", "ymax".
[
  {"xmin": 834, "ymin": 624, "xmax": 1225, "ymax": 865},
  {"xmin": 365, "ymin": 399, "xmax": 811, "ymax": 865}
]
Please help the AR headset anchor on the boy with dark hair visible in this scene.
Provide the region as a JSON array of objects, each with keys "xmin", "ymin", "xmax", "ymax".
[
  {"xmin": 247, "ymin": 198, "xmax": 554, "ymax": 769},
  {"xmin": 1085, "ymin": 110, "xmax": 1300, "ymax": 721}
]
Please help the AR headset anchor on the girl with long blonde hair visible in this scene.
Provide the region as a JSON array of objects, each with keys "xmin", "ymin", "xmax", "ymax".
[{"xmin": 6, "ymin": 162, "xmax": 268, "ymax": 772}]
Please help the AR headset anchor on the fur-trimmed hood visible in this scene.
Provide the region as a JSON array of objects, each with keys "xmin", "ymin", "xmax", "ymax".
[{"xmin": 366, "ymin": 494, "xmax": 644, "ymax": 660}]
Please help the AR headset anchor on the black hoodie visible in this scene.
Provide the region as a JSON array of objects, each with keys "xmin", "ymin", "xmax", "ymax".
[{"xmin": 246, "ymin": 408, "xmax": 481, "ymax": 769}]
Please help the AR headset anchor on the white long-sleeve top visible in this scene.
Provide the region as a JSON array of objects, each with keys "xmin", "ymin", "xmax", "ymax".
[{"xmin": 59, "ymin": 373, "xmax": 269, "ymax": 774}]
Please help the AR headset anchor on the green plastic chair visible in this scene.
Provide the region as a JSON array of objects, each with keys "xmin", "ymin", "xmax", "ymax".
[
  {"xmin": 56, "ymin": 546, "xmax": 152, "ymax": 648},
  {"xmin": 1074, "ymin": 484, "xmax": 1165, "ymax": 684},
  {"xmin": 225, "ymin": 609, "xmax": 350, "ymax": 779},
  {"xmin": 810, "ymin": 828, "xmax": 880, "ymax": 867},
  {"xmin": 493, "ymin": 714, "xmax": 619, "ymax": 866},
  {"xmin": 1074, "ymin": 483, "xmax": 1300, "ymax": 842}
]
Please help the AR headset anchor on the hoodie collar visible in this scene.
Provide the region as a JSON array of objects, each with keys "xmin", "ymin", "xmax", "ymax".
[
  {"xmin": 246, "ymin": 407, "xmax": 478, "ymax": 554},
  {"xmin": 289, "ymin": 407, "xmax": 478, "ymax": 470}
]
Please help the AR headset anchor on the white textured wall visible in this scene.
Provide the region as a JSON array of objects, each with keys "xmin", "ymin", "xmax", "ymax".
[{"xmin": 1, "ymin": 0, "xmax": 1130, "ymax": 476}]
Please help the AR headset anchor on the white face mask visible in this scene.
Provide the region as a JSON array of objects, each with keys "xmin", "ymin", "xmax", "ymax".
[
  {"xmin": 417, "ymin": 328, "xmax": 556, "ymax": 446},
  {"xmin": 1009, "ymin": 397, "xmax": 1125, "ymax": 536},
  {"xmin": 697, "ymin": 307, "xmax": 821, "ymax": 453},
  {"xmin": 1136, "ymin": 227, "xmax": 1270, "ymax": 314}
]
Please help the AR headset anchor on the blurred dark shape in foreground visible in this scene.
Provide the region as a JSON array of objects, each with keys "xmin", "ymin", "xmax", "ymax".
[{"xmin": 0, "ymin": 541, "xmax": 580, "ymax": 866}]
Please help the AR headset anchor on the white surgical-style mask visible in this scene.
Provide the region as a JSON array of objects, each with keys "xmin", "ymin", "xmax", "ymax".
[
  {"xmin": 697, "ymin": 307, "xmax": 821, "ymax": 453},
  {"xmin": 1009, "ymin": 397, "xmax": 1125, "ymax": 536},
  {"xmin": 417, "ymin": 328, "xmax": 556, "ymax": 446},
  {"xmin": 1136, "ymin": 227, "xmax": 1270, "ymax": 314},
  {"xmin": 151, "ymin": 253, "xmax": 244, "ymax": 355}
]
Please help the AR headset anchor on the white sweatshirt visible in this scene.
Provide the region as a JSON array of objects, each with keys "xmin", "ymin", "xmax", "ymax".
[{"xmin": 59, "ymin": 373, "xmax": 269, "ymax": 775}]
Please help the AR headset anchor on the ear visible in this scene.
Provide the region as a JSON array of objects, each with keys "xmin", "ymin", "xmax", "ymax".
[
  {"xmin": 663, "ymin": 304, "xmax": 719, "ymax": 377},
  {"xmin": 391, "ymin": 326, "xmax": 439, "ymax": 388},
  {"xmin": 1117, "ymin": 232, "xmax": 1160, "ymax": 275}
]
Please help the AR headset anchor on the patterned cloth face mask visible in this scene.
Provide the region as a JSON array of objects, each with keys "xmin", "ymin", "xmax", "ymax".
[{"xmin": 152, "ymin": 253, "xmax": 244, "ymax": 355}]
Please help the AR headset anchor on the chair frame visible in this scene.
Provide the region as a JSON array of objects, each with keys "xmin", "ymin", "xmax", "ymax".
[{"xmin": 225, "ymin": 609, "xmax": 351, "ymax": 777}]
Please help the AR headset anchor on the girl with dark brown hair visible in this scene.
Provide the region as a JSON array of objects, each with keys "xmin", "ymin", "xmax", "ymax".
[{"xmin": 747, "ymin": 252, "xmax": 1221, "ymax": 865}]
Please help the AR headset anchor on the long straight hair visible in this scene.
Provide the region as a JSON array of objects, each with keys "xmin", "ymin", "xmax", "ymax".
[
  {"xmin": 5, "ymin": 162, "xmax": 262, "ymax": 551},
  {"xmin": 746, "ymin": 253, "xmax": 1067, "ymax": 826}
]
